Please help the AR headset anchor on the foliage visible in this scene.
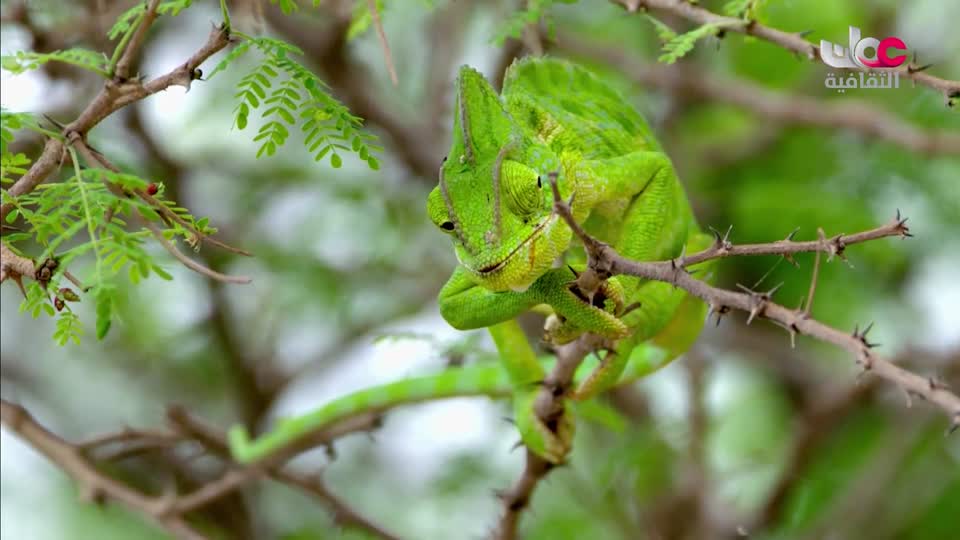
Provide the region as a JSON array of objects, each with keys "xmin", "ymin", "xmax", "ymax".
[
  {"xmin": 645, "ymin": 16, "xmax": 729, "ymax": 64},
  {"xmin": 210, "ymin": 36, "xmax": 382, "ymax": 169},
  {"xmin": 108, "ymin": 0, "xmax": 195, "ymax": 40},
  {"xmin": 1, "ymin": 48, "xmax": 110, "ymax": 77},
  {"xmin": 492, "ymin": 0, "xmax": 578, "ymax": 45},
  {"xmin": 1, "ymin": 0, "xmax": 381, "ymax": 345},
  {"xmin": 724, "ymin": 0, "xmax": 770, "ymax": 21}
]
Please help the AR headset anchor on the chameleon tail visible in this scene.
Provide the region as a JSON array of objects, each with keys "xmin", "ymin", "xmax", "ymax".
[{"xmin": 229, "ymin": 362, "xmax": 514, "ymax": 464}]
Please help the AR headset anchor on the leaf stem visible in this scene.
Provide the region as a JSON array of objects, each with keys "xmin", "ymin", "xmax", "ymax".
[
  {"xmin": 108, "ymin": 10, "xmax": 146, "ymax": 77},
  {"xmin": 67, "ymin": 148, "xmax": 103, "ymax": 284},
  {"xmin": 219, "ymin": 0, "xmax": 232, "ymax": 31}
]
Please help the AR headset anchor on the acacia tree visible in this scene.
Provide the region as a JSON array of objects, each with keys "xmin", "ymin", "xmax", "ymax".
[{"xmin": 1, "ymin": 1, "xmax": 958, "ymax": 539}]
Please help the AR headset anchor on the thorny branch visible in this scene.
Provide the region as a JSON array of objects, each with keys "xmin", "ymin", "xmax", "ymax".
[
  {"xmin": 611, "ymin": 0, "xmax": 960, "ymax": 103},
  {"xmin": 546, "ymin": 175, "xmax": 960, "ymax": 427},
  {"xmin": 481, "ymin": 174, "xmax": 960, "ymax": 539}
]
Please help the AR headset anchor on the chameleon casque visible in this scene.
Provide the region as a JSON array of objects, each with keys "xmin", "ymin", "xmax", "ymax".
[{"xmin": 228, "ymin": 58, "xmax": 711, "ymax": 465}]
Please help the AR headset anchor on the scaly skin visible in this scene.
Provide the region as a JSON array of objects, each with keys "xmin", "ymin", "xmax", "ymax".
[
  {"xmin": 228, "ymin": 330, "xmax": 682, "ymax": 464},
  {"xmin": 228, "ymin": 58, "xmax": 711, "ymax": 466},
  {"xmin": 428, "ymin": 58, "xmax": 712, "ymax": 462}
]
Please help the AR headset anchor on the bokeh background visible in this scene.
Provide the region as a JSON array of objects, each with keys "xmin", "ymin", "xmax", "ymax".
[{"xmin": 2, "ymin": 0, "xmax": 959, "ymax": 539}]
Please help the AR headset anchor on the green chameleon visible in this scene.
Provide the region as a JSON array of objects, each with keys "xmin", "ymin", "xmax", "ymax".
[{"xmin": 228, "ymin": 58, "xmax": 711, "ymax": 465}]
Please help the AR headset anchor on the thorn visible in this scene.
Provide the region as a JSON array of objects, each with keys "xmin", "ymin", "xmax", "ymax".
[
  {"xmin": 766, "ymin": 282, "xmax": 784, "ymax": 297},
  {"xmin": 893, "ymin": 210, "xmax": 912, "ymax": 237},
  {"xmin": 735, "ymin": 283, "xmax": 777, "ymax": 325},
  {"xmin": 853, "ymin": 322, "xmax": 879, "ymax": 348},
  {"xmin": 501, "ymin": 416, "xmax": 516, "ymax": 426},
  {"xmin": 671, "ymin": 244, "xmax": 688, "ymax": 269},
  {"xmin": 902, "ymin": 386, "xmax": 913, "ymax": 408},
  {"xmin": 948, "ymin": 413, "xmax": 959, "ymax": 435},
  {"xmin": 855, "ymin": 349, "xmax": 874, "ymax": 371},
  {"xmin": 510, "ymin": 440, "xmax": 525, "ymax": 453},
  {"xmin": 708, "ymin": 224, "xmax": 734, "ymax": 250},
  {"xmin": 567, "ymin": 265, "xmax": 579, "ymax": 278},
  {"xmin": 784, "ymin": 227, "xmax": 800, "ymax": 241},
  {"xmin": 707, "ymin": 303, "xmax": 730, "ymax": 326}
]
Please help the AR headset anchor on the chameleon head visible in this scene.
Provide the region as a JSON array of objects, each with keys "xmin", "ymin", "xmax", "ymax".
[{"xmin": 427, "ymin": 65, "xmax": 569, "ymax": 292}]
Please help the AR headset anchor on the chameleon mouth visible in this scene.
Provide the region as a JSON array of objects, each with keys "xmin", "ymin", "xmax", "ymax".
[{"xmin": 474, "ymin": 215, "xmax": 554, "ymax": 276}]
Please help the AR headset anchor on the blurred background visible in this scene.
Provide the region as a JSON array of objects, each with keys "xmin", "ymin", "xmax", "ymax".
[{"xmin": 1, "ymin": 0, "xmax": 959, "ymax": 539}]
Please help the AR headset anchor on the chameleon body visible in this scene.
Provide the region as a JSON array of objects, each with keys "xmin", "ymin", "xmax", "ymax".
[
  {"xmin": 427, "ymin": 58, "xmax": 711, "ymax": 462},
  {"xmin": 228, "ymin": 58, "xmax": 709, "ymax": 465}
]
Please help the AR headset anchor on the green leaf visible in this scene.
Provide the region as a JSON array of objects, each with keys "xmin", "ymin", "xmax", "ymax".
[
  {"xmin": 270, "ymin": 0, "xmax": 300, "ymax": 15},
  {"xmin": 1, "ymin": 49, "xmax": 110, "ymax": 77},
  {"xmin": 95, "ymin": 290, "xmax": 113, "ymax": 340},
  {"xmin": 657, "ymin": 22, "xmax": 724, "ymax": 64}
]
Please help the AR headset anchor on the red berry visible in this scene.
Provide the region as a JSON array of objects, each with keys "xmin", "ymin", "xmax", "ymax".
[{"xmin": 146, "ymin": 183, "xmax": 159, "ymax": 195}]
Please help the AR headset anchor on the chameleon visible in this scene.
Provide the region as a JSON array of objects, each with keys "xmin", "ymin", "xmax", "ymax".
[{"xmin": 227, "ymin": 58, "xmax": 711, "ymax": 465}]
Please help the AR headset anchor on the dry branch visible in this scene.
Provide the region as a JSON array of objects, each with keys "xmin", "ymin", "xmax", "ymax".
[
  {"xmin": 0, "ymin": 399, "xmax": 206, "ymax": 540},
  {"xmin": 166, "ymin": 406, "xmax": 403, "ymax": 540}
]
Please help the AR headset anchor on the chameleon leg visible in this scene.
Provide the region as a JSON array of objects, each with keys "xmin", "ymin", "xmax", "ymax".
[
  {"xmin": 567, "ymin": 149, "xmax": 707, "ymax": 400},
  {"xmin": 439, "ymin": 265, "xmax": 628, "ymax": 339},
  {"xmin": 489, "ymin": 319, "xmax": 572, "ymax": 464}
]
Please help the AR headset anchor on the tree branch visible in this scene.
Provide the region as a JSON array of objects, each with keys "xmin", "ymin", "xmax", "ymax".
[
  {"xmin": 113, "ymin": 0, "xmax": 162, "ymax": 80},
  {"xmin": 166, "ymin": 407, "xmax": 403, "ymax": 540},
  {"xmin": 0, "ymin": 399, "xmax": 206, "ymax": 540},
  {"xmin": 547, "ymin": 175, "xmax": 960, "ymax": 429}
]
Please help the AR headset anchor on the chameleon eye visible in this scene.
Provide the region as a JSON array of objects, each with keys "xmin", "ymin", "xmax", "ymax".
[
  {"xmin": 500, "ymin": 160, "xmax": 540, "ymax": 217},
  {"xmin": 440, "ymin": 221, "xmax": 455, "ymax": 231}
]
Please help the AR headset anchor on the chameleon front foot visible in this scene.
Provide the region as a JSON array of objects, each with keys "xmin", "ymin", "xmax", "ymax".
[{"xmin": 544, "ymin": 276, "xmax": 629, "ymax": 344}]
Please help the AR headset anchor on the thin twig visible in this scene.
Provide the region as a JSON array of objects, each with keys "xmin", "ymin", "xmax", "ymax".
[
  {"xmin": 166, "ymin": 407, "xmax": 403, "ymax": 540},
  {"xmin": 0, "ymin": 399, "xmax": 206, "ymax": 540},
  {"xmin": 802, "ymin": 230, "xmax": 824, "ymax": 317},
  {"xmin": 143, "ymin": 219, "xmax": 252, "ymax": 284},
  {"xmin": 367, "ymin": 0, "xmax": 398, "ymax": 86},
  {"xmin": 113, "ymin": 0, "xmax": 161, "ymax": 80}
]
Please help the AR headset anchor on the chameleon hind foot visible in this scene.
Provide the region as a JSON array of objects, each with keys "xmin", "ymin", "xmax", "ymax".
[
  {"xmin": 544, "ymin": 276, "xmax": 629, "ymax": 344},
  {"xmin": 513, "ymin": 388, "xmax": 575, "ymax": 464}
]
